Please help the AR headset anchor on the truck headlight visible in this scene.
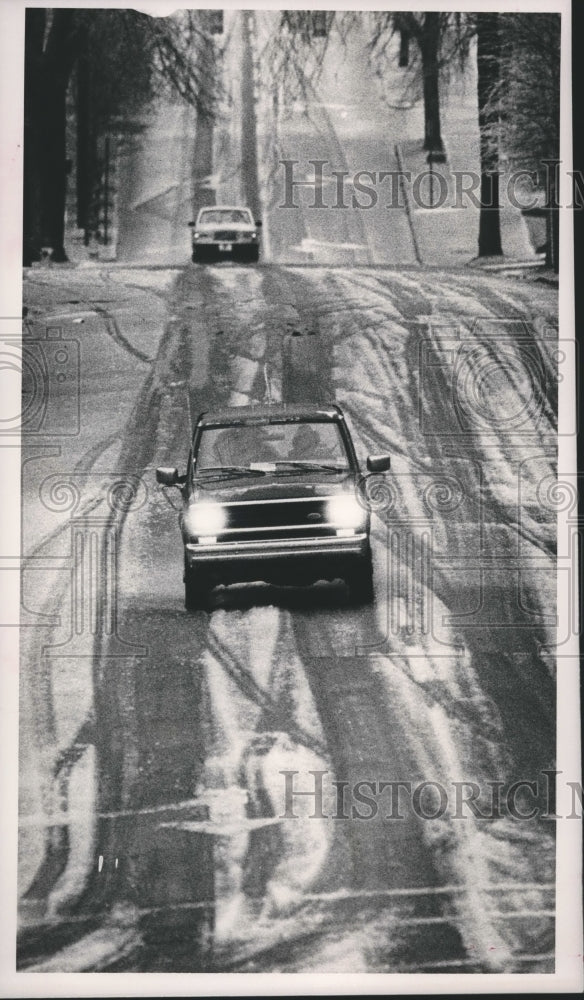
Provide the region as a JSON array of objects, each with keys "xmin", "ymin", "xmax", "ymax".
[
  {"xmin": 184, "ymin": 504, "xmax": 226, "ymax": 537},
  {"xmin": 326, "ymin": 494, "xmax": 364, "ymax": 529}
]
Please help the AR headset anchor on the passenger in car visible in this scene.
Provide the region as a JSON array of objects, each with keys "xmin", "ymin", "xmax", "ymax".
[{"xmin": 289, "ymin": 424, "xmax": 327, "ymax": 460}]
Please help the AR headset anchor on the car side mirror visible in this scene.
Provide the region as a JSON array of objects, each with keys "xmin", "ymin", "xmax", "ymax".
[
  {"xmin": 187, "ymin": 221, "xmax": 195, "ymax": 227},
  {"xmin": 255, "ymin": 220, "xmax": 262, "ymax": 228},
  {"xmin": 367, "ymin": 454, "xmax": 390, "ymax": 473},
  {"xmin": 156, "ymin": 467, "xmax": 179, "ymax": 486}
]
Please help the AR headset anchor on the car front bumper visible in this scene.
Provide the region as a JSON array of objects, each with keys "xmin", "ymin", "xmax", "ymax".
[
  {"xmin": 193, "ymin": 239, "xmax": 259, "ymax": 253},
  {"xmin": 185, "ymin": 532, "xmax": 369, "ymax": 582},
  {"xmin": 187, "ymin": 532, "xmax": 367, "ymax": 562}
]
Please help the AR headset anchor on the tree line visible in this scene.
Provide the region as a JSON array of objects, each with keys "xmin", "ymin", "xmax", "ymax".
[
  {"xmin": 23, "ymin": 8, "xmax": 216, "ymax": 264},
  {"xmin": 23, "ymin": 9, "xmax": 561, "ymax": 268},
  {"xmin": 273, "ymin": 9, "xmax": 561, "ymax": 267}
]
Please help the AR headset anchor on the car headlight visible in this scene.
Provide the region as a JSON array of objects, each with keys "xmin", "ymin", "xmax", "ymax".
[
  {"xmin": 184, "ymin": 503, "xmax": 226, "ymax": 537},
  {"xmin": 326, "ymin": 494, "xmax": 365, "ymax": 529}
]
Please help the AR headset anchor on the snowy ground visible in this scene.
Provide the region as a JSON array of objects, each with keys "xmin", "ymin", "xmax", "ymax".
[
  {"xmin": 17, "ymin": 10, "xmax": 560, "ymax": 977},
  {"xmin": 18, "ymin": 259, "xmax": 558, "ymax": 974}
]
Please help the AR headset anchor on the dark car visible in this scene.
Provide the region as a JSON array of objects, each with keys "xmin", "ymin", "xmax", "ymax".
[{"xmin": 156, "ymin": 403, "xmax": 390, "ymax": 610}]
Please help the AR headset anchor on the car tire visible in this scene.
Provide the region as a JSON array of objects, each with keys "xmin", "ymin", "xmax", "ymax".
[
  {"xmin": 347, "ymin": 550, "xmax": 374, "ymax": 605},
  {"xmin": 184, "ymin": 559, "xmax": 210, "ymax": 611},
  {"xmin": 249, "ymin": 245, "xmax": 259, "ymax": 264}
]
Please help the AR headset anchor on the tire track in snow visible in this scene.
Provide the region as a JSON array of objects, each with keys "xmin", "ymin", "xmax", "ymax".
[
  {"xmin": 20, "ymin": 259, "xmax": 557, "ymax": 972},
  {"xmin": 281, "ymin": 266, "xmax": 556, "ymax": 970}
]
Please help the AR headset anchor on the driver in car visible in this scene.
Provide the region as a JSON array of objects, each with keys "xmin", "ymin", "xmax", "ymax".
[{"xmin": 209, "ymin": 425, "xmax": 283, "ymax": 467}]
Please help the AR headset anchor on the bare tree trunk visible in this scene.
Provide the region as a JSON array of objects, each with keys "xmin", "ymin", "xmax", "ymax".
[
  {"xmin": 399, "ymin": 30, "xmax": 409, "ymax": 68},
  {"xmin": 23, "ymin": 9, "xmax": 77, "ymax": 262},
  {"xmin": 23, "ymin": 10, "xmax": 45, "ymax": 264},
  {"xmin": 543, "ymin": 158, "xmax": 559, "ymax": 272},
  {"xmin": 76, "ymin": 37, "xmax": 96, "ymax": 239},
  {"xmin": 421, "ymin": 14, "xmax": 444, "ymax": 156},
  {"xmin": 40, "ymin": 79, "xmax": 70, "ymax": 260},
  {"xmin": 477, "ymin": 12, "xmax": 503, "ymax": 257},
  {"xmin": 240, "ymin": 11, "xmax": 261, "ymax": 222}
]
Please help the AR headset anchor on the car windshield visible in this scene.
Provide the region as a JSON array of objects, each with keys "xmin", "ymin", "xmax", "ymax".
[
  {"xmin": 198, "ymin": 209, "xmax": 253, "ymax": 226},
  {"xmin": 195, "ymin": 421, "xmax": 350, "ymax": 473}
]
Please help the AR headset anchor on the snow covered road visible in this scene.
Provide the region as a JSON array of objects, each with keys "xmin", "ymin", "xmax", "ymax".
[
  {"xmin": 16, "ymin": 10, "xmax": 560, "ymax": 975},
  {"xmin": 19, "ymin": 260, "xmax": 557, "ymax": 973}
]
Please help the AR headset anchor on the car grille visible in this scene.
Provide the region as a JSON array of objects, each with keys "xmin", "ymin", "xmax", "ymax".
[
  {"xmin": 228, "ymin": 498, "xmax": 328, "ymax": 528},
  {"xmin": 213, "ymin": 497, "xmax": 336, "ymax": 542},
  {"xmin": 213, "ymin": 230, "xmax": 239, "ymax": 241}
]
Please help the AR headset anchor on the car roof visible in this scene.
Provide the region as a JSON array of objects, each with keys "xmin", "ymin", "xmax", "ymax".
[{"xmin": 196, "ymin": 403, "xmax": 344, "ymax": 427}]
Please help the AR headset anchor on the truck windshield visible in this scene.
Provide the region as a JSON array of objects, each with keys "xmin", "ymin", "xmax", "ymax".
[{"xmin": 195, "ymin": 421, "xmax": 350, "ymax": 472}]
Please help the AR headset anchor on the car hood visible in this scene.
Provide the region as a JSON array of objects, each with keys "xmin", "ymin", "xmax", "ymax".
[{"xmin": 189, "ymin": 472, "xmax": 356, "ymax": 505}]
